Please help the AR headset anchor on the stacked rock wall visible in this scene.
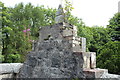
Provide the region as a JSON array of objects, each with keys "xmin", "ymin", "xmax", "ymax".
[{"xmin": 18, "ymin": 23, "xmax": 86, "ymax": 78}]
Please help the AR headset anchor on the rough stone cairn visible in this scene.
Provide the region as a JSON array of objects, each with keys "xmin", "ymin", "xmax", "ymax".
[{"xmin": 18, "ymin": 5, "xmax": 120, "ymax": 79}]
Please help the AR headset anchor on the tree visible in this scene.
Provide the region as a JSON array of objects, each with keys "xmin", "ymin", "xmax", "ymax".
[
  {"xmin": 78, "ymin": 26, "xmax": 93, "ymax": 51},
  {"xmin": 0, "ymin": 2, "xmax": 3, "ymax": 62},
  {"xmin": 63, "ymin": 0, "xmax": 74, "ymax": 22},
  {"xmin": 107, "ymin": 13, "xmax": 120, "ymax": 41},
  {"xmin": 97, "ymin": 13, "xmax": 120, "ymax": 74},
  {"xmin": 1, "ymin": 2, "xmax": 57, "ymax": 62},
  {"xmin": 89, "ymin": 26, "xmax": 110, "ymax": 53},
  {"xmin": 10, "ymin": 3, "xmax": 56, "ymax": 39},
  {"xmin": 0, "ymin": 1, "xmax": 12, "ymax": 62},
  {"xmin": 42, "ymin": 7, "xmax": 56, "ymax": 26},
  {"xmin": 77, "ymin": 25, "xmax": 111, "ymax": 52},
  {"xmin": 1, "ymin": 3, "xmax": 31, "ymax": 62},
  {"xmin": 97, "ymin": 41, "xmax": 120, "ymax": 74}
]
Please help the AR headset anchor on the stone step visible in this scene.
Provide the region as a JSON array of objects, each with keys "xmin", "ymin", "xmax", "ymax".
[{"xmin": 83, "ymin": 68, "xmax": 108, "ymax": 78}]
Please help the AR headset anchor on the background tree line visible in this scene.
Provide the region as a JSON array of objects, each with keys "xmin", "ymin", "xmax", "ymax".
[{"xmin": 0, "ymin": 1, "xmax": 120, "ymax": 74}]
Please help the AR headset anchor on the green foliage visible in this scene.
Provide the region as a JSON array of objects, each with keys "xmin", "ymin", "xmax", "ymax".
[
  {"xmin": 0, "ymin": 30, "xmax": 2, "ymax": 55},
  {"xmin": 1, "ymin": 2, "xmax": 57, "ymax": 63},
  {"xmin": 63, "ymin": 0, "xmax": 74, "ymax": 23},
  {"xmin": 107, "ymin": 13, "xmax": 120, "ymax": 41},
  {"xmin": 43, "ymin": 7, "xmax": 56, "ymax": 26},
  {"xmin": 78, "ymin": 26, "xmax": 93, "ymax": 51},
  {"xmin": 76, "ymin": 14, "xmax": 120, "ymax": 74},
  {"xmin": 97, "ymin": 41, "xmax": 120, "ymax": 74},
  {"xmin": 89, "ymin": 27, "xmax": 110, "ymax": 53},
  {"xmin": 64, "ymin": 0, "xmax": 74, "ymax": 11},
  {"xmin": 0, "ymin": 1, "xmax": 12, "ymax": 57},
  {"xmin": 0, "ymin": 54, "xmax": 4, "ymax": 62},
  {"xmin": 68, "ymin": 15, "xmax": 85, "ymax": 27},
  {"xmin": 10, "ymin": 3, "xmax": 56, "ymax": 39},
  {"xmin": 5, "ymin": 53, "xmax": 21, "ymax": 63},
  {"xmin": 96, "ymin": 13, "xmax": 120, "ymax": 74},
  {"xmin": 77, "ymin": 25, "xmax": 110, "ymax": 52}
]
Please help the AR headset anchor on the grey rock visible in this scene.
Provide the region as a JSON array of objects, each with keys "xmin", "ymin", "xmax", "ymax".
[
  {"xmin": 19, "ymin": 38, "xmax": 85, "ymax": 78},
  {"xmin": 62, "ymin": 29, "xmax": 73, "ymax": 37},
  {"xmin": 90, "ymin": 52, "xmax": 96, "ymax": 69},
  {"xmin": 18, "ymin": 23, "xmax": 86, "ymax": 78},
  {"xmin": 83, "ymin": 68, "xmax": 108, "ymax": 78},
  {"xmin": 56, "ymin": 5, "xmax": 64, "ymax": 16},
  {"xmin": 100, "ymin": 73, "xmax": 120, "ymax": 79},
  {"xmin": 18, "ymin": 21, "xmax": 120, "ymax": 79},
  {"xmin": 81, "ymin": 37, "xmax": 86, "ymax": 52},
  {"xmin": 55, "ymin": 15, "xmax": 65, "ymax": 23},
  {"xmin": 10, "ymin": 63, "xmax": 23, "ymax": 73},
  {"xmin": 0, "ymin": 64, "xmax": 13, "ymax": 74},
  {"xmin": 55, "ymin": 4, "xmax": 65, "ymax": 23},
  {"xmin": 0, "ymin": 74, "xmax": 13, "ymax": 79},
  {"xmin": 0, "ymin": 63, "xmax": 23, "ymax": 74}
]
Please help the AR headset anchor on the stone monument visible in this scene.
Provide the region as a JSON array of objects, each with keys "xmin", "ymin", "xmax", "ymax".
[
  {"xmin": 18, "ymin": 5, "xmax": 108, "ymax": 78},
  {"xmin": 0, "ymin": 4, "xmax": 120, "ymax": 79},
  {"xmin": 19, "ymin": 5, "xmax": 86, "ymax": 78}
]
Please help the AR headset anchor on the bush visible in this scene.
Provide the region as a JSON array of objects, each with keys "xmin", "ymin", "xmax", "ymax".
[{"xmin": 4, "ymin": 53, "xmax": 21, "ymax": 63}]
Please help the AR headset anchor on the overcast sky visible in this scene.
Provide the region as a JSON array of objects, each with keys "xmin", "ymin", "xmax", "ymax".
[{"xmin": 1, "ymin": 0, "xmax": 119, "ymax": 27}]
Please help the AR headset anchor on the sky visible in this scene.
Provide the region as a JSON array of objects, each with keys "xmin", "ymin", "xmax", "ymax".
[{"xmin": 1, "ymin": 0, "xmax": 119, "ymax": 27}]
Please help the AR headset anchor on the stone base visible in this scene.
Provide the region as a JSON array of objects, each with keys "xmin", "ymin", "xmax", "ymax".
[
  {"xmin": 19, "ymin": 39, "xmax": 85, "ymax": 78},
  {"xmin": 0, "ymin": 74, "xmax": 14, "ymax": 79},
  {"xmin": 0, "ymin": 63, "xmax": 23, "ymax": 74},
  {"xmin": 83, "ymin": 68, "xmax": 108, "ymax": 78}
]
